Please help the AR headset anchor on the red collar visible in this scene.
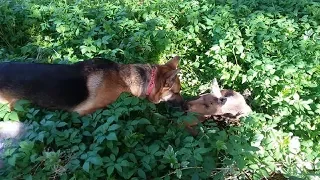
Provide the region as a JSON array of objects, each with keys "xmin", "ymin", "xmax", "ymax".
[{"xmin": 146, "ymin": 68, "xmax": 156, "ymax": 96}]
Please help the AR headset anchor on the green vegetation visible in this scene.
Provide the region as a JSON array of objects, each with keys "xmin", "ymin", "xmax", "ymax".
[{"xmin": 0, "ymin": 0, "xmax": 319, "ymax": 179}]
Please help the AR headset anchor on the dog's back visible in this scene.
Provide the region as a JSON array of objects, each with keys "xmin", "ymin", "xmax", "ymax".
[
  {"xmin": 0, "ymin": 59, "xmax": 123, "ymax": 110},
  {"xmin": 0, "ymin": 62, "xmax": 90, "ymax": 110}
]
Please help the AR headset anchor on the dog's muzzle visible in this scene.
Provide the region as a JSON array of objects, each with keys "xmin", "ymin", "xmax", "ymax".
[{"xmin": 167, "ymin": 94, "xmax": 184, "ymax": 109}]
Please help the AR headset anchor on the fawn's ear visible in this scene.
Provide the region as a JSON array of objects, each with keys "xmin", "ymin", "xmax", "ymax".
[
  {"xmin": 165, "ymin": 56, "xmax": 180, "ymax": 69},
  {"xmin": 165, "ymin": 69, "xmax": 180, "ymax": 88},
  {"xmin": 211, "ymin": 78, "xmax": 222, "ymax": 98}
]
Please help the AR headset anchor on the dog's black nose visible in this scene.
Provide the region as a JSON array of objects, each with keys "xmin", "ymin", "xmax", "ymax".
[
  {"xmin": 167, "ymin": 99, "xmax": 185, "ymax": 112},
  {"xmin": 182, "ymin": 103, "xmax": 189, "ymax": 111},
  {"xmin": 167, "ymin": 94, "xmax": 184, "ymax": 108}
]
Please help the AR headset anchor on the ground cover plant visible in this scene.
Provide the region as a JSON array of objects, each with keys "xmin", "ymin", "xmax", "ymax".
[{"xmin": 0, "ymin": 0, "xmax": 319, "ymax": 179}]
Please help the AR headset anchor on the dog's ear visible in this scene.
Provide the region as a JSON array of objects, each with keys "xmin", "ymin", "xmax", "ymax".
[
  {"xmin": 211, "ymin": 78, "xmax": 222, "ymax": 98},
  {"xmin": 165, "ymin": 56, "xmax": 180, "ymax": 69},
  {"xmin": 165, "ymin": 69, "xmax": 180, "ymax": 88}
]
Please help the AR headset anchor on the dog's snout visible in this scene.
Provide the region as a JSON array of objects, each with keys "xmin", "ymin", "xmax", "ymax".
[
  {"xmin": 182, "ymin": 102, "xmax": 190, "ymax": 111},
  {"xmin": 167, "ymin": 93, "xmax": 184, "ymax": 108}
]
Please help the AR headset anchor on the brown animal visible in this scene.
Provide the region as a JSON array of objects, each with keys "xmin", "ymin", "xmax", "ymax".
[
  {"xmin": 183, "ymin": 79, "xmax": 252, "ymax": 135},
  {"xmin": 0, "ymin": 56, "xmax": 183, "ymax": 115}
]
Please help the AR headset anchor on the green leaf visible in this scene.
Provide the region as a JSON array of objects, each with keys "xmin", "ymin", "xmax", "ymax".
[
  {"xmin": 107, "ymin": 116, "xmax": 116, "ymax": 124},
  {"xmin": 89, "ymin": 156, "xmax": 103, "ymax": 166},
  {"xmin": 102, "ymin": 35, "xmax": 111, "ymax": 44},
  {"xmin": 8, "ymin": 155, "xmax": 17, "ymax": 166},
  {"xmin": 142, "ymin": 162, "xmax": 152, "ymax": 171},
  {"xmin": 57, "ymin": 122, "xmax": 68, "ymax": 127},
  {"xmin": 194, "ymin": 148, "xmax": 210, "ymax": 154},
  {"xmin": 146, "ymin": 125, "xmax": 156, "ymax": 133},
  {"xmin": 193, "ymin": 61, "xmax": 200, "ymax": 68},
  {"xmin": 115, "ymin": 163, "xmax": 122, "ymax": 172},
  {"xmin": 82, "ymin": 161, "xmax": 90, "ymax": 173},
  {"xmin": 108, "ymin": 124, "xmax": 121, "ymax": 131},
  {"xmin": 110, "ymin": 154, "xmax": 116, "ymax": 161},
  {"xmin": 19, "ymin": 141, "xmax": 34, "ymax": 150},
  {"xmin": 16, "ymin": 100, "xmax": 30, "ymax": 109},
  {"xmin": 24, "ymin": 174, "xmax": 33, "ymax": 180},
  {"xmin": 0, "ymin": 110, "xmax": 7, "ymax": 118},
  {"xmin": 164, "ymin": 145, "xmax": 175, "ymax": 158},
  {"xmin": 216, "ymin": 140, "xmax": 227, "ymax": 151},
  {"xmin": 138, "ymin": 169, "xmax": 146, "ymax": 179},
  {"xmin": 69, "ymin": 159, "xmax": 80, "ymax": 168},
  {"xmin": 102, "ymin": 110, "xmax": 111, "ymax": 116},
  {"xmin": 208, "ymin": 129, "xmax": 217, "ymax": 134},
  {"xmin": 124, "ymin": 97, "xmax": 132, "ymax": 105},
  {"xmin": 138, "ymin": 118, "xmax": 151, "ymax": 125},
  {"xmin": 111, "ymin": 147, "xmax": 119, "ymax": 156},
  {"xmin": 176, "ymin": 169, "xmax": 182, "ymax": 179},
  {"xmin": 194, "ymin": 153, "xmax": 203, "ymax": 161},
  {"xmin": 79, "ymin": 143, "xmax": 86, "ymax": 151},
  {"xmin": 129, "ymin": 153, "xmax": 137, "ymax": 163},
  {"xmin": 13, "ymin": 104, "xmax": 24, "ymax": 111},
  {"xmin": 131, "ymin": 98, "xmax": 139, "ymax": 105},
  {"xmin": 120, "ymin": 160, "xmax": 130, "ymax": 167},
  {"xmin": 131, "ymin": 120, "xmax": 140, "ymax": 125},
  {"xmin": 236, "ymin": 156, "xmax": 245, "ymax": 170},
  {"xmin": 251, "ymin": 133, "xmax": 264, "ymax": 147},
  {"xmin": 107, "ymin": 166, "xmax": 114, "ymax": 176},
  {"xmin": 181, "ymin": 161, "xmax": 189, "ymax": 168},
  {"xmin": 9, "ymin": 111, "xmax": 19, "ymax": 121},
  {"xmin": 191, "ymin": 173, "xmax": 200, "ymax": 180},
  {"xmin": 213, "ymin": 171, "xmax": 224, "ymax": 179},
  {"xmin": 249, "ymin": 164, "xmax": 259, "ymax": 170},
  {"xmin": 149, "ymin": 144, "xmax": 159, "ymax": 154},
  {"xmin": 106, "ymin": 132, "xmax": 118, "ymax": 141},
  {"xmin": 83, "ymin": 131, "xmax": 92, "ymax": 136},
  {"xmin": 5, "ymin": 148, "xmax": 16, "ymax": 156},
  {"xmin": 81, "ymin": 153, "xmax": 88, "ymax": 159}
]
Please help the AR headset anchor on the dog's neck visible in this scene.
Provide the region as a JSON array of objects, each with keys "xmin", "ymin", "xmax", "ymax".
[{"xmin": 121, "ymin": 64, "xmax": 156, "ymax": 97}]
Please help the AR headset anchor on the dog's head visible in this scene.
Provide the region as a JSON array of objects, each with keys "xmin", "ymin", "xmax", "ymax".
[
  {"xmin": 148, "ymin": 56, "xmax": 183, "ymax": 106},
  {"xmin": 184, "ymin": 79, "xmax": 252, "ymax": 119}
]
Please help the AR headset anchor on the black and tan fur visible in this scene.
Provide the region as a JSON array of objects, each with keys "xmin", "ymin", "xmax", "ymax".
[{"xmin": 0, "ymin": 56, "xmax": 183, "ymax": 115}]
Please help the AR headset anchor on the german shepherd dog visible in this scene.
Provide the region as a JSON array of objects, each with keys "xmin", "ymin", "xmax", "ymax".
[
  {"xmin": 0, "ymin": 56, "xmax": 183, "ymax": 115},
  {"xmin": 183, "ymin": 79, "xmax": 252, "ymax": 135}
]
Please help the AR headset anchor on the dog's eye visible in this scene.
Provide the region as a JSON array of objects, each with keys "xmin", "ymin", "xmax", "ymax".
[{"xmin": 204, "ymin": 104, "xmax": 209, "ymax": 108}]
